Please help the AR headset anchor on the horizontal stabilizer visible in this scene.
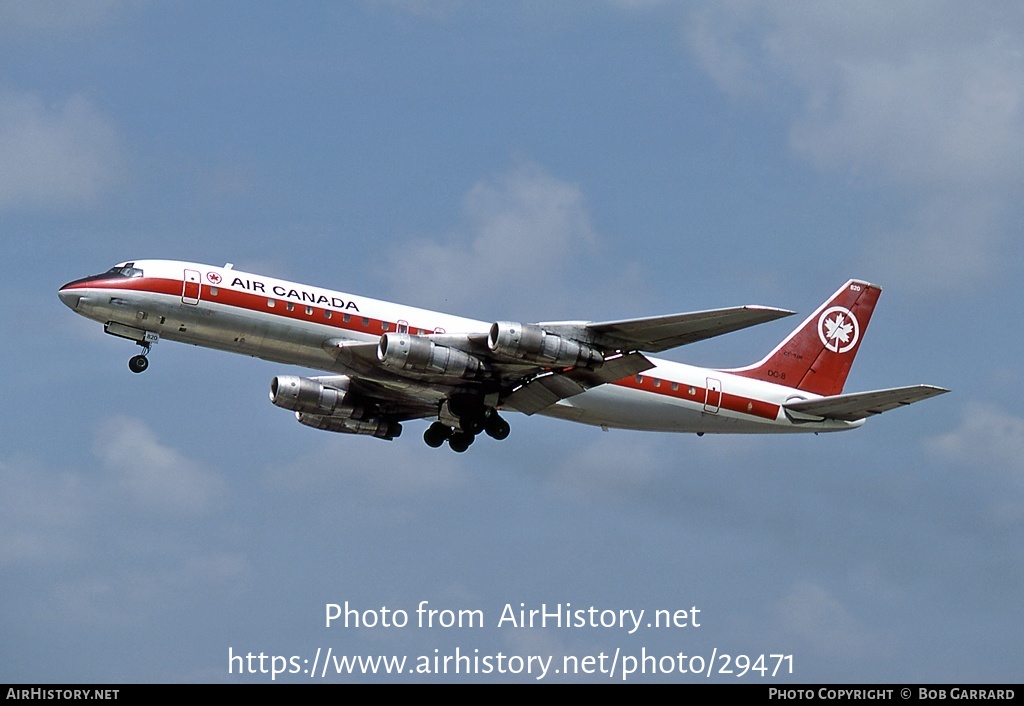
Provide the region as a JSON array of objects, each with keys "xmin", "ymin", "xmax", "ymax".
[
  {"xmin": 588, "ymin": 306, "xmax": 794, "ymax": 353},
  {"xmin": 783, "ymin": 385, "xmax": 950, "ymax": 422}
]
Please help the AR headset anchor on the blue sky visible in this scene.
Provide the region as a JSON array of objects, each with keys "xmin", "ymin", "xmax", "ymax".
[{"xmin": 2, "ymin": 1, "xmax": 1022, "ymax": 683}]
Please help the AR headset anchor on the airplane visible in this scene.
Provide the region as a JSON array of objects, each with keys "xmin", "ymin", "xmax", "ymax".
[{"xmin": 58, "ymin": 260, "xmax": 948, "ymax": 452}]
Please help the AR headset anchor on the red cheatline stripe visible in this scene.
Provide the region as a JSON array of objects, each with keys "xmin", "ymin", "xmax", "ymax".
[
  {"xmin": 69, "ymin": 277, "xmax": 781, "ymax": 420},
  {"xmin": 617, "ymin": 374, "xmax": 780, "ymax": 421}
]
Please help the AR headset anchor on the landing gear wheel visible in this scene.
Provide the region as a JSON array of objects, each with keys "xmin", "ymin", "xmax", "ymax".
[
  {"xmin": 460, "ymin": 414, "xmax": 486, "ymax": 436},
  {"xmin": 423, "ymin": 422, "xmax": 453, "ymax": 448},
  {"xmin": 448, "ymin": 431, "xmax": 475, "ymax": 453},
  {"xmin": 484, "ymin": 413, "xmax": 511, "ymax": 441},
  {"xmin": 128, "ymin": 355, "xmax": 149, "ymax": 373}
]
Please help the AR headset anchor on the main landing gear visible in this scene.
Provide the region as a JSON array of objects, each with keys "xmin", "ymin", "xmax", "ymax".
[{"xmin": 423, "ymin": 411, "xmax": 512, "ymax": 453}]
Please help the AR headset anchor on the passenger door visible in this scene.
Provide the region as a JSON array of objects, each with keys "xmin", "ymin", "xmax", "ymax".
[{"xmin": 182, "ymin": 269, "xmax": 201, "ymax": 305}]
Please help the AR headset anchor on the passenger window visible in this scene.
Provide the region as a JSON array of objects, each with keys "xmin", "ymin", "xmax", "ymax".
[
  {"xmin": 343, "ymin": 314, "xmax": 351, "ymax": 323},
  {"xmin": 267, "ymin": 299, "xmax": 275, "ymax": 308},
  {"xmin": 324, "ymin": 310, "xmax": 332, "ymax": 319},
  {"xmin": 305, "ymin": 306, "xmax": 313, "ymax": 315},
  {"xmin": 209, "ymin": 287, "xmax": 218, "ymax": 296},
  {"xmin": 635, "ymin": 374, "xmax": 643, "ymax": 384},
  {"xmin": 286, "ymin": 302, "xmax": 294, "ymax": 312},
  {"xmin": 362, "ymin": 317, "xmax": 369, "ymax": 327}
]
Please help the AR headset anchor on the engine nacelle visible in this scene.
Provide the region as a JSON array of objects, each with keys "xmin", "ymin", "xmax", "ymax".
[
  {"xmin": 377, "ymin": 332, "xmax": 484, "ymax": 379},
  {"xmin": 296, "ymin": 413, "xmax": 402, "ymax": 440},
  {"xmin": 270, "ymin": 375, "xmax": 366, "ymax": 419},
  {"xmin": 487, "ymin": 322, "xmax": 603, "ymax": 368}
]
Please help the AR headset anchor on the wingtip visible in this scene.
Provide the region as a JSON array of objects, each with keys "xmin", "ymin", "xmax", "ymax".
[{"xmin": 745, "ymin": 305, "xmax": 797, "ymax": 319}]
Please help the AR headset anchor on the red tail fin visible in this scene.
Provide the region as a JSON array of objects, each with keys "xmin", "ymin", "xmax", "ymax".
[{"xmin": 727, "ymin": 280, "xmax": 881, "ymax": 396}]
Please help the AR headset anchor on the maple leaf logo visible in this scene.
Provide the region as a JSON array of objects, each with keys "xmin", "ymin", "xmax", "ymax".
[
  {"xmin": 817, "ymin": 306, "xmax": 860, "ymax": 353},
  {"xmin": 824, "ymin": 314, "xmax": 853, "ymax": 345}
]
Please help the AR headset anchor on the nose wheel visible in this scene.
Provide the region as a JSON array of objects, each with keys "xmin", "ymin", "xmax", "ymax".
[{"xmin": 128, "ymin": 341, "xmax": 152, "ymax": 373}]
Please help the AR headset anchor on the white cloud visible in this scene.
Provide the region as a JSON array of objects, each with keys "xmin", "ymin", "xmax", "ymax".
[
  {"xmin": 49, "ymin": 552, "xmax": 251, "ymax": 629},
  {"xmin": 864, "ymin": 194, "xmax": 1009, "ymax": 288},
  {"xmin": 684, "ymin": 1, "xmax": 767, "ymax": 99},
  {"xmin": 545, "ymin": 430, "xmax": 763, "ymax": 516},
  {"xmin": 787, "ymin": 36, "xmax": 1024, "ymax": 189},
  {"xmin": 926, "ymin": 402, "xmax": 1024, "ymax": 474},
  {"xmin": 93, "ymin": 416, "xmax": 226, "ymax": 516},
  {"xmin": 0, "ymin": 421, "xmax": 249, "ymax": 628},
  {"xmin": 926, "ymin": 402, "xmax": 1024, "ymax": 524},
  {"xmin": 0, "ymin": 91, "xmax": 126, "ymax": 211},
  {"xmin": 0, "ymin": 459, "xmax": 94, "ymax": 564},
  {"xmin": 773, "ymin": 581, "xmax": 877, "ymax": 659},
  {"xmin": 378, "ymin": 162, "xmax": 645, "ymax": 320},
  {"xmin": 686, "ymin": 1, "xmax": 1024, "ymax": 184},
  {"xmin": 682, "ymin": 2, "xmax": 1024, "ymax": 289},
  {"xmin": 547, "ymin": 433, "xmax": 668, "ymax": 502},
  {"xmin": 260, "ymin": 433, "xmax": 470, "ymax": 528},
  {"xmin": 264, "ymin": 433, "xmax": 464, "ymax": 496},
  {"xmin": 1, "ymin": 415, "xmax": 227, "ymax": 568}
]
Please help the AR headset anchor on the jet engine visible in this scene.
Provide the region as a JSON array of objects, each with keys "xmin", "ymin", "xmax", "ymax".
[
  {"xmin": 487, "ymin": 322, "xmax": 603, "ymax": 368},
  {"xmin": 270, "ymin": 375, "xmax": 366, "ymax": 419},
  {"xmin": 296, "ymin": 413, "xmax": 402, "ymax": 440},
  {"xmin": 377, "ymin": 332, "xmax": 484, "ymax": 379}
]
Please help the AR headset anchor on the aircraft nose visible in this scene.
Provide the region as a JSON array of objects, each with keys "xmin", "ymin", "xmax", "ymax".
[{"xmin": 58, "ymin": 282, "xmax": 82, "ymax": 310}]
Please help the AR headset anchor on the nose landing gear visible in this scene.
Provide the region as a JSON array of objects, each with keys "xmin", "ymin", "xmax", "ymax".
[
  {"xmin": 128, "ymin": 354, "xmax": 149, "ymax": 373},
  {"xmin": 101, "ymin": 323, "xmax": 158, "ymax": 374},
  {"xmin": 128, "ymin": 338, "xmax": 155, "ymax": 374}
]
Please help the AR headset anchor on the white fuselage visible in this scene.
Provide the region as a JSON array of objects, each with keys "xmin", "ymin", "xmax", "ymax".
[{"xmin": 59, "ymin": 259, "xmax": 861, "ymax": 435}]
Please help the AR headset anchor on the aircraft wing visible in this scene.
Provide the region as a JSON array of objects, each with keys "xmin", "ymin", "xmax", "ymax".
[
  {"xmin": 585, "ymin": 305, "xmax": 795, "ymax": 353},
  {"xmin": 783, "ymin": 385, "xmax": 950, "ymax": 422}
]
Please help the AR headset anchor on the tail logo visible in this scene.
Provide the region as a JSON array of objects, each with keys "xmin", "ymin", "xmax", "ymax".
[{"xmin": 818, "ymin": 306, "xmax": 860, "ymax": 353}]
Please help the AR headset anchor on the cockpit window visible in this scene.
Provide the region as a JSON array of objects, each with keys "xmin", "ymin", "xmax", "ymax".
[
  {"xmin": 105, "ymin": 265, "xmax": 144, "ymax": 278},
  {"xmin": 61, "ymin": 263, "xmax": 147, "ymax": 290}
]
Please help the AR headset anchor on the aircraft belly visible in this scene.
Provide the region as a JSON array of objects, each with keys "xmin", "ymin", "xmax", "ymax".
[
  {"xmin": 92, "ymin": 293, "xmax": 350, "ymax": 372},
  {"xmin": 542, "ymin": 384, "xmax": 802, "ymax": 434},
  {"xmin": 172, "ymin": 301, "xmax": 362, "ymax": 372}
]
